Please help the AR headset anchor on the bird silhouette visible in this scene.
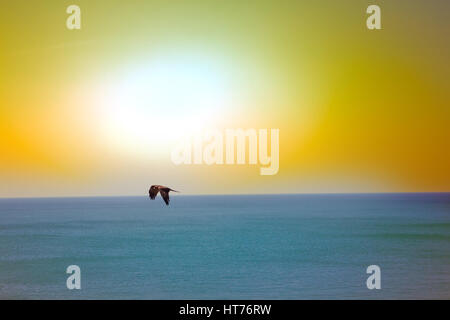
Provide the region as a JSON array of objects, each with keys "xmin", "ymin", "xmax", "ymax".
[{"xmin": 149, "ymin": 185, "xmax": 179, "ymax": 205}]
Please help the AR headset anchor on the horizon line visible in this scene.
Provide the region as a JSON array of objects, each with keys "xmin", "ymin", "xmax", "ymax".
[{"xmin": 0, "ymin": 191, "xmax": 449, "ymax": 200}]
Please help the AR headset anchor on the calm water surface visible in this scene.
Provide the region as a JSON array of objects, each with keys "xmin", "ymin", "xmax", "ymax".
[{"xmin": 0, "ymin": 193, "xmax": 449, "ymax": 299}]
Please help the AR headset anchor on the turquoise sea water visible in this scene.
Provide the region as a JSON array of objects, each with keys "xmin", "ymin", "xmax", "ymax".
[{"xmin": 0, "ymin": 193, "xmax": 449, "ymax": 299}]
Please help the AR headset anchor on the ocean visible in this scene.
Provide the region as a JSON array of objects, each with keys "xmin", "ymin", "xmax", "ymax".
[{"xmin": 0, "ymin": 193, "xmax": 449, "ymax": 299}]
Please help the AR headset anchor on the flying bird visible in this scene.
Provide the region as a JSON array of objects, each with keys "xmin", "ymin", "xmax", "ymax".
[{"xmin": 149, "ymin": 185, "xmax": 179, "ymax": 205}]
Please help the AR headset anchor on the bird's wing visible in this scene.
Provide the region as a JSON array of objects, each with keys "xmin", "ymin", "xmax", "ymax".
[
  {"xmin": 149, "ymin": 186, "xmax": 159, "ymax": 199},
  {"xmin": 159, "ymin": 189, "xmax": 170, "ymax": 205}
]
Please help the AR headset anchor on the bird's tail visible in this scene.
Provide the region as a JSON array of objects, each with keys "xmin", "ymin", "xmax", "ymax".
[{"xmin": 170, "ymin": 189, "xmax": 180, "ymax": 193}]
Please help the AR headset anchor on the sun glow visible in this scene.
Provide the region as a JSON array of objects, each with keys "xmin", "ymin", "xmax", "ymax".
[{"xmin": 98, "ymin": 56, "xmax": 232, "ymax": 155}]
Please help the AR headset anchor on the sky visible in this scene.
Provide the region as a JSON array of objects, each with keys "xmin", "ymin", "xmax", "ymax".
[{"xmin": 0, "ymin": 0, "xmax": 449, "ymax": 197}]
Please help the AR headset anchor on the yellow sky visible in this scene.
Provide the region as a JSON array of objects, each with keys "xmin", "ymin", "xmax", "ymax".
[{"xmin": 0, "ymin": 1, "xmax": 449, "ymax": 197}]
